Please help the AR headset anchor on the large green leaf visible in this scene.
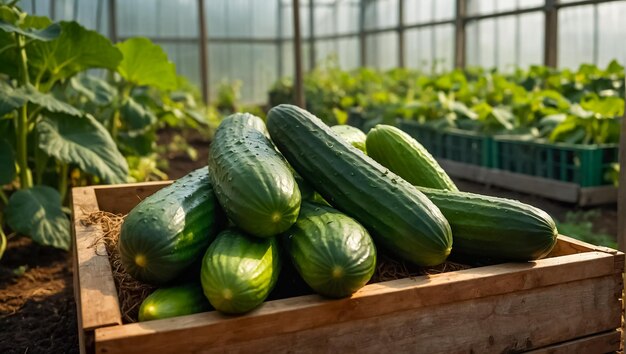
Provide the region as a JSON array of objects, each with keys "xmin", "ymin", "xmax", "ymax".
[
  {"xmin": 5, "ymin": 186, "xmax": 70, "ymax": 250},
  {"xmin": 0, "ymin": 19, "xmax": 60, "ymax": 41},
  {"xmin": 37, "ymin": 114, "xmax": 129, "ymax": 184},
  {"xmin": 23, "ymin": 84, "xmax": 82, "ymax": 116},
  {"xmin": 28, "ymin": 21, "xmax": 122, "ymax": 82},
  {"xmin": 0, "ymin": 138, "xmax": 15, "ymax": 184},
  {"xmin": 121, "ymin": 97, "xmax": 157, "ymax": 131},
  {"xmin": 70, "ymin": 75, "xmax": 117, "ymax": 106},
  {"xmin": 116, "ymin": 37, "xmax": 177, "ymax": 90},
  {"xmin": 0, "ymin": 81, "xmax": 26, "ymax": 116}
]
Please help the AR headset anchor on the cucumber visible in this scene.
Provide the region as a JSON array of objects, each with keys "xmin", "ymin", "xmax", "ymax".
[
  {"xmin": 331, "ymin": 125, "xmax": 367, "ymax": 153},
  {"xmin": 208, "ymin": 113, "xmax": 301, "ymax": 238},
  {"xmin": 119, "ymin": 167, "xmax": 222, "ymax": 285},
  {"xmin": 417, "ymin": 187, "xmax": 558, "ymax": 260},
  {"xmin": 267, "ymin": 104, "xmax": 452, "ymax": 266},
  {"xmin": 200, "ymin": 229, "xmax": 281, "ymax": 314},
  {"xmin": 228, "ymin": 112, "xmax": 270, "ymax": 138},
  {"xmin": 282, "ymin": 202, "xmax": 376, "ymax": 298},
  {"xmin": 138, "ymin": 283, "xmax": 211, "ymax": 321},
  {"xmin": 366, "ymin": 124, "xmax": 458, "ymax": 191}
]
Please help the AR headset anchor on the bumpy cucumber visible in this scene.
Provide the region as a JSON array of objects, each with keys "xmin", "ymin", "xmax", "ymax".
[
  {"xmin": 267, "ymin": 104, "xmax": 452, "ymax": 266},
  {"xmin": 119, "ymin": 167, "xmax": 221, "ymax": 285},
  {"xmin": 418, "ymin": 187, "xmax": 558, "ymax": 260},
  {"xmin": 208, "ymin": 113, "xmax": 301, "ymax": 238},
  {"xmin": 366, "ymin": 124, "xmax": 458, "ymax": 191},
  {"xmin": 282, "ymin": 202, "xmax": 376, "ymax": 298},
  {"xmin": 331, "ymin": 125, "xmax": 367, "ymax": 153},
  {"xmin": 200, "ymin": 229, "xmax": 281, "ymax": 314}
]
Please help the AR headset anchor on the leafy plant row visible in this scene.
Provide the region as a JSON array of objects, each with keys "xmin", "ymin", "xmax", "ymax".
[
  {"xmin": 269, "ymin": 59, "xmax": 624, "ymax": 145},
  {"xmin": 0, "ymin": 3, "xmax": 216, "ymax": 256}
]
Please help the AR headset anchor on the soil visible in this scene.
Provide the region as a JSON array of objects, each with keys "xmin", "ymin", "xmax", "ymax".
[{"xmin": 0, "ymin": 128, "xmax": 617, "ymax": 353}]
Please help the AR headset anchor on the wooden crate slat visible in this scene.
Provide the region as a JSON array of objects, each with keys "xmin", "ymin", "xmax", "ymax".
[
  {"xmin": 94, "ymin": 275, "xmax": 621, "ymax": 354},
  {"xmin": 525, "ymin": 329, "xmax": 622, "ymax": 354},
  {"xmin": 94, "ymin": 181, "xmax": 172, "ymax": 215},
  {"xmin": 72, "ymin": 187, "xmax": 122, "ymax": 331}
]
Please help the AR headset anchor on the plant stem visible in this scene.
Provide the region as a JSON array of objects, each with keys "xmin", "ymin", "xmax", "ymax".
[
  {"xmin": 58, "ymin": 163, "xmax": 69, "ymax": 203},
  {"xmin": 0, "ymin": 227, "xmax": 6, "ymax": 261},
  {"xmin": 0, "ymin": 189, "xmax": 8, "ymax": 205},
  {"xmin": 110, "ymin": 85, "xmax": 132, "ymax": 142},
  {"xmin": 15, "ymin": 34, "xmax": 32, "ymax": 189}
]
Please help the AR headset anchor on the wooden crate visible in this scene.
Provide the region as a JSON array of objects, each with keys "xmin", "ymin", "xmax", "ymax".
[{"xmin": 71, "ymin": 182, "xmax": 625, "ymax": 354}]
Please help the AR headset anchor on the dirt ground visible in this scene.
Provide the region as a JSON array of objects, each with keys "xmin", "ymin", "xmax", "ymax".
[{"xmin": 0, "ymin": 129, "xmax": 617, "ymax": 353}]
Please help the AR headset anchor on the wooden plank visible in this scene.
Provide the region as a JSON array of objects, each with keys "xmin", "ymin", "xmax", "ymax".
[
  {"xmin": 72, "ymin": 227, "xmax": 87, "ymax": 354},
  {"xmin": 95, "ymin": 251, "xmax": 619, "ymax": 349},
  {"xmin": 95, "ymin": 275, "xmax": 622, "ymax": 354},
  {"xmin": 487, "ymin": 169, "xmax": 579, "ymax": 203},
  {"xmin": 578, "ymin": 185, "xmax": 617, "ymax": 207},
  {"xmin": 71, "ymin": 187, "xmax": 123, "ymax": 331},
  {"xmin": 525, "ymin": 330, "xmax": 622, "ymax": 354},
  {"xmin": 93, "ymin": 181, "xmax": 171, "ymax": 215}
]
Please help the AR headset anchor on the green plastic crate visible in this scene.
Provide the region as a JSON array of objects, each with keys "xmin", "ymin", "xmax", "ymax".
[
  {"xmin": 443, "ymin": 128, "xmax": 494, "ymax": 167},
  {"xmin": 396, "ymin": 120, "xmax": 445, "ymax": 158},
  {"xmin": 492, "ymin": 137, "xmax": 618, "ymax": 187}
]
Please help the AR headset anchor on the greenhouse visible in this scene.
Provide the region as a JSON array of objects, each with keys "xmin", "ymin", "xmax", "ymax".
[{"xmin": 0, "ymin": 0, "xmax": 625, "ymax": 353}]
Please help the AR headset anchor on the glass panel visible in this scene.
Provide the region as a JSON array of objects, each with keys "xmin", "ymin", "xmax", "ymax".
[
  {"xmin": 495, "ymin": 16, "xmax": 516, "ymax": 70},
  {"xmin": 366, "ymin": 32, "xmax": 398, "ymax": 69},
  {"xmin": 558, "ymin": 5, "xmax": 594, "ymax": 68},
  {"xmin": 518, "ymin": 12, "xmax": 543, "ymax": 68},
  {"xmin": 365, "ymin": 0, "xmax": 398, "ymax": 30},
  {"xmin": 338, "ymin": 36, "xmax": 359, "ymax": 69},
  {"xmin": 433, "ymin": 0, "xmax": 455, "ymax": 21},
  {"xmin": 337, "ymin": 1, "xmax": 359, "ymax": 34},
  {"xmin": 405, "ymin": 27, "xmax": 433, "ymax": 72},
  {"xmin": 404, "ymin": 0, "xmax": 433, "ymax": 25},
  {"xmin": 466, "ymin": 18, "xmax": 496, "ymax": 68},
  {"xmin": 434, "ymin": 25, "xmax": 454, "ymax": 72},
  {"xmin": 597, "ymin": 1, "xmax": 626, "ymax": 68},
  {"xmin": 314, "ymin": 3, "xmax": 336, "ymax": 37}
]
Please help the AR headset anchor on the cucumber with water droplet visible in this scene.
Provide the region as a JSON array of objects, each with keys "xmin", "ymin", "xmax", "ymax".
[
  {"xmin": 200, "ymin": 229, "xmax": 281, "ymax": 314},
  {"xmin": 208, "ymin": 113, "xmax": 301, "ymax": 238},
  {"xmin": 282, "ymin": 202, "xmax": 376, "ymax": 298},
  {"xmin": 267, "ymin": 104, "xmax": 452, "ymax": 267},
  {"xmin": 138, "ymin": 283, "xmax": 211, "ymax": 321},
  {"xmin": 119, "ymin": 168, "xmax": 222, "ymax": 285}
]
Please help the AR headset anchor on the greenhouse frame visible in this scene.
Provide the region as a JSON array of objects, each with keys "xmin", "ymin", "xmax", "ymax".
[{"xmin": 21, "ymin": 0, "xmax": 626, "ymax": 103}]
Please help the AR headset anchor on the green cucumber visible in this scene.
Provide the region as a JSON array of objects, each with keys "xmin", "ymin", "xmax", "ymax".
[
  {"xmin": 267, "ymin": 104, "xmax": 452, "ymax": 266},
  {"xmin": 200, "ymin": 229, "xmax": 281, "ymax": 314},
  {"xmin": 119, "ymin": 167, "xmax": 221, "ymax": 285},
  {"xmin": 208, "ymin": 113, "xmax": 301, "ymax": 238},
  {"xmin": 417, "ymin": 187, "xmax": 558, "ymax": 260},
  {"xmin": 366, "ymin": 124, "xmax": 458, "ymax": 191},
  {"xmin": 331, "ymin": 125, "xmax": 367, "ymax": 153},
  {"xmin": 138, "ymin": 283, "xmax": 211, "ymax": 321},
  {"xmin": 282, "ymin": 202, "xmax": 376, "ymax": 298}
]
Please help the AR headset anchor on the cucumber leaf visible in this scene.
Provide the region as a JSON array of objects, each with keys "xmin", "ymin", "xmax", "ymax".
[
  {"xmin": 0, "ymin": 138, "xmax": 15, "ymax": 184},
  {"xmin": 5, "ymin": 186, "xmax": 70, "ymax": 250},
  {"xmin": 116, "ymin": 37, "xmax": 177, "ymax": 91},
  {"xmin": 0, "ymin": 19, "xmax": 60, "ymax": 41},
  {"xmin": 121, "ymin": 97, "xmax": 157, "ymax": 131},
  {"xmin": 22, "ymin": 84, "xmax": 82, "ymax": 116},
  {"xmin": 28, "ymin": 21, "xmax": 122, "ymax": 83},
  {"xmin": 37, "ymin": 113, "xmax": 128, "ymax": 184},
  {"xmin": 0, "ymin": 81, "xmax": 26, "ymax": 116},
  {"xmin": 70, "ymin": 75, "xmax": 117, "ymax": 106}
]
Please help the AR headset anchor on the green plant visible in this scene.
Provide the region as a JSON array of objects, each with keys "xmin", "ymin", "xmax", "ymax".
[
  {"xmin": 0, "ymin": 4, "xmax": 126, "ymax": 250},
  {"xmin": 138, "ymin": 284, "xmax": 211, "ymax": 322},
  {"xmin": 557, "ymin": 210, "xmax": 617, "ymax": 249}
]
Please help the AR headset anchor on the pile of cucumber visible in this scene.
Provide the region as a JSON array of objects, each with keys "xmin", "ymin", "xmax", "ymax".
[{"xmin": 118, "ymin": 104, "xmax": 558, "ymax": 321}]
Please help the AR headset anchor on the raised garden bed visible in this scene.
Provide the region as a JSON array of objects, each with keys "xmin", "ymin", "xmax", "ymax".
[{"xmin": 72, "ymin": 182, "xmax": 624, "ymax": 354}]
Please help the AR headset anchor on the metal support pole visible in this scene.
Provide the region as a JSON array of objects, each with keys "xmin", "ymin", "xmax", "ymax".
[
  {"xmin": 108, "ymin": 0, "xmax": 117, "ymax": 43},
  {"xmin": 454, "ymin": 0, "xmax": 466, "ymax": 68},
  {"xmin": 293, "ymin": 0, "xmax": 305, "ymax": 108},
  {"xmin": 398, "ymin": 0, "xmax": 405, "ymax": 68},
  {"xmin": 544, "ymin": 0, "xmax": 558, "ymax": 67},
  {"xmin": 50, "ymin": 0, "xmax": 56, "ymax": 20},
  {"xmin": 618, "ymin": 87, "xmax": 626, "ymax": 252},
  {"xmin": 197, "ymin": 0, "xmax": 210, "ymax": 105},
  {"xmin": 277, "ymin": 0, "xmax": 284, "ymax": 78},
  {"xmin": 308, "ymin": 0, "xmax": 316, "ymax": 70},
  {"xmin": 359, "ymin": 0, "xmax": 366, "ymax": 67}
]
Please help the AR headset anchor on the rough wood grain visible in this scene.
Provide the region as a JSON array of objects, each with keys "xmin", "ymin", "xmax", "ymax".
[
  {"xmin": 93, "ymin": 181, "xmax": 171, "ymax": 215},
  {"xmin": 94, "ymin": 250, "xmax": 621, "ymax": 352},
  {"xmin": 95, "ymin": 275, "xmax": 622, "ymax": 354},
  {"xmin": 71, "ymin": 187, "xmax": 122, "ymax": 331},
  {"xmin": 578, "ymin": 185, "xmax": 617, "ymax": 206},
  {"xmin": 525, "ymin": 330, "xmax": 622, "ymax": 354}
]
